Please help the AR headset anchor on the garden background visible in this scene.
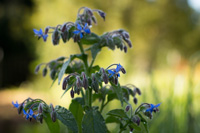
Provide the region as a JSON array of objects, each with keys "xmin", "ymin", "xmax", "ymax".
[{"xmin": 0, "ymin": 0, "xmax": 200, "ymax": 132}]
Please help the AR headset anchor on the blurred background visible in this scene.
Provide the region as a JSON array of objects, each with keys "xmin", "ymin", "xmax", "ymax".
[{"xmin": 0, "ymin": 0, "xmax": 200, "ymax": 132}]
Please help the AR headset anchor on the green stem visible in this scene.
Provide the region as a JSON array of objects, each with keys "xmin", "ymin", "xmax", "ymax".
[
  {"xmin": 100, "ymin": 99, "xmax": 105, "ymax": 113},
  {"xmin": 77, "ymin": 41, "xmax": 92, "ymax": 107},
  {"xmin": 119, "ymin": 122, "xmax": 129, "ymax": 133}
]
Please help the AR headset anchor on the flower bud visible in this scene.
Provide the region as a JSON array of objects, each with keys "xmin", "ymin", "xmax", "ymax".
[
  {"xmin": 52, "ymin": 28, "xmax": 60, "ymax": 45},
  {"xmin": 82, "ymin": 72, "xmax": 88, "ymax": 90},
  {"xmin": 123, "ymin": 45, "xmax": 127, "ymax": 53},
  {"xmin": 62, "ymin": 76, "xmax": 69, "ymax": 90},
  {"xmin": 133, "ymin": 97, "xmax": 137, "ymax": 104},
  {"xmin": 38, "ymin": 114, "xmax": 43, "ymax": 124},
  {"xmin": 125, "ymin": 105, "xmax": 130, "ymax": 112},
  {"xmin": 144, "ymin": 111, "xmax": 153, "ymax": 119},
  {"xmin": 76, "ymin": 76, "xmax": 83, "ymax": 88},
  {"xmin": 135, "ymin": 88, "xmax": 141, "ymax": 95},
  {"xmin": 42, "ymin": 67, "xmax": 48, "ymax": 77},
  {"xmin": 114, "ymin": 77, "xmax": 118, "ymax": 85},
  {"xmin": 86, "ymin": 8, "xmax": 93, "ymax": 16},
  {"xmin": 120, "ymin": 67, "xmax": 126, "ymax": 74},
  {"xmin": 70, "ymin": 89, "xmax": 74, "ymax": 98},
  {"xmin": 44, "ymin": 26, "xmax": 49, "ymax": 35},
  {"xmin": 50, "ymin": 104, "xmax": 56, "ymax": 122},
  {"xmin": 50, "ymin": 69, "xmax": 56, "ymax": 80},
  {"xmin": 124, "ymin": 39, "xmax": 132, "ymax": 48},
  {"xmin": 98, "ymin": 10, "xmax": 106, "ymax": 21},
  {"xmin": 100, "ymin": 68, "xmax": 108, "ymax": 84},
  {"xmin": 35, "ymin": 64, "xmax": 41, "ymax": 74},
  {"xmin": 38, "ymin": 103, "xmax": 43, "ymax": 114},
  {"xmin": 91, "ymin": 16, "xmax": 97, "ymax": 24},
  {"xmin": 132, "ymin": 115, "xmax": 140, "ymax": 126}
]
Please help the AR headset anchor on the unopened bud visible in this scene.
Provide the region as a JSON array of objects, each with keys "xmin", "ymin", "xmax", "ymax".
[
  {"xmin": 132, "ymin": 115, "xmax": 140, "ymax": 126},
  {"xmin": 86, "ymin": 8, "xmax": 93, "ymax": 16},
  {"xmin": 91, "ymin": 16, "xmax": 97, "ymax": 24},
  {"xmin": 122, "ymin": 31, "xmax": 130, "ymax": 39},
  {"xmin": 114, "ymin": 77, "xmax": 118, "ymax": 85},
  {"xmin": 124, "ymin": 39, "xmax": 132, "ymax": 48},
  {"xmin": 62, "ymin": 76, "xmax": 69, "ymax": 90},
  {"xmin": 120, "ymin": 67, "xmax": 126, "ymax": 74},
  {"xmin": 70, "ymin": 89, "xmax": 74, "ymax": 98},
  {"xmin": 52, "ymin": 28, "xmax": 60, "ymax": 45},
  {"xmin": 82, "ymin": 72, "xmax": 88, "ymax": 90},
  {"xmin": 125, "ymin": 105, "xmax": 130, "ymax": 112},
  {"xmin": 76, "ymin": 76, "xmax": 83, "ymax": 88},
  {"xmin": 35, "ymin": 64, "xmax": 41, "ymax": 74},
  {"xmin": 44, "ymin": 26, "xmax": 49, "ymax": 34},
  {"xmin": 50, "ymin": 104, "xmax": 56, "ymax": 122},
  {"xmin": 98, "ymin": 10, "xmax": 106, "ymax": 21},
  {"xmin": 17, "ymin": 104, "xmax": 23, "ymax": 114},
  {"xmin": 135, "ymin": 88, "xmax": 141, "ymax": 95},
  {"xmin": 123, "ymin": 45, "xmax": 127, "ymax": 53},
  {"xmin": 100, "ymin": 68, "xmax": 108, "ymax": 84},
  {"xmin": 133, "ymin": 97, "xmax": 138, "ymax": 104},
  {"xmin": 38, "ymin": 114, "xmax": 43, "ymax": 124},
  {"xmin": 38, "ymin": 103, "xmax": 43, "ymax": 114},
  {"xmin": 50, "ymin": 69, "xmax": 56, "ymax": 80},
  {"xmin": 42, "ymin": 67, "xmax": 48, "ymax": 77}
]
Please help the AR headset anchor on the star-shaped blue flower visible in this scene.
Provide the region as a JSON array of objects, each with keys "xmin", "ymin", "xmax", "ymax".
[
  {"xmin": 146, "ymin": 103, "xmax": 161, "ymax": 113},
  {"xmin": 12, "ymin": 101, "xmax": 19, "ymax": 108},
  {"xmin": 33, "ymin": 28, "xmax": 48, "ymax": 41},
  {"xmin": 23, "ymin": 109, "xmax": 37, "ymax": 120},
  {"xmin": 73, "ymin": 23, "xmax": 90, "ymax": 39},
  {"xmin": 107, "ymin": 64, "xmax": 122, "ymax": 78}
]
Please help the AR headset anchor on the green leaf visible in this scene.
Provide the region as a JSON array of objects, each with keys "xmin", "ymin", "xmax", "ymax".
[
  {"xmin": 107, "ymin": 109, "xmax": 129, "ymax": 121},
  {"xmin": 55, "ymin": 105, "xmax": 78, "ymax": 133},
  {"xmin": 82, "ymin": 108, "xmax": 107, "ymax": 133},
  {"xmin": 105, "ymin": 116, "xmax": 120, "ymax": 124},
  {"xmin": 107, "ymin": 93, "xmax": 117, "ymax": 103},
  {"xmin": 81, "ymin": 33, "xmax": 100, "ymax": 45},
  {"xmin": 69, "ymin": 99, "xmax": 84, "ymax": 133},
  {"xmin": 44, "ymin": 112, "xmax": 60, "ymax": 133},
  {"xmin": 129, "ymin": 123, "xmax": 142, "ymax": 131},
  {"xmin": 58, "ymin": 59, "xmax": 71, "ymax": 85},
  {"xmin": 110, "ymin": 82, "xmax": 123, "ymax": 106},
  {"xmin": 91, "ymin": 43, "xmax": 101, "ymax": 59}
]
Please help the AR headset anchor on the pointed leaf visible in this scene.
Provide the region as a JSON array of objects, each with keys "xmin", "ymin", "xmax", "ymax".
[
  {"xmin": 69, "ymin": 99, "xmax": 84, "ymax": 133},
  {"xmin": 55, "ymin": 105, "xmax": 78, "ymax": 133},
  {"xmin": 82, "ymin": 108, "xmax": 107, "ymax": 133},
  {"xmin": 91, "ymin": 43, "xmax": 101, "ymax": 59},
  {"xmin": 81, "ymin": 33, "xmax": 100, "ymax": 45},
  {"xmin": 110, "ymin": 82, "xmax": 123, "ymax": 106},
  {"xmin": 58, "ymin": 59, "xmax": 71, "ymax": 85},
  {"xmin": 107, "ymin": 109, "xmax": 129, "ymax": 121}
]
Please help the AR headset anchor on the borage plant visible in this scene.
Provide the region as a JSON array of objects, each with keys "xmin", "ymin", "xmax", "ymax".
[{"xmin": 12, "ymin": 7, "xmax": 161, "ymax": 133}]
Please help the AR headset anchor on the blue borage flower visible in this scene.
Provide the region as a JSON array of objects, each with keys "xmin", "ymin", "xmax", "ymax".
[
  {"xmin": 12, "ymin": 101, "xmax": 19, "ymax": 108},
  {"xmin": 146, "ymin": 103, "xmax": 161, "ymax": 113},
  {"xmin": 73, "ymin": 23, "xmax": 91, "ymax": 39},
  {"xmin": 33, "ymin": 28, "xmax": 48, "ymax": 41},
  {"xmin": 107, "ymin": 64, "xmax": 123, "ymax": 78},
  {"xmin": 23, "ymin": 109, "xmax": 37, "ymax": 120}
]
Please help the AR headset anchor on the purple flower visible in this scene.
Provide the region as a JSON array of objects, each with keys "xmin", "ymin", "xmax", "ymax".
[
  {"xmin": 23, "ymin": 109, "xmax": 37, "ymax": 120},
  {"xmin": 73, "ymin": 23, "xmax": 90, "ymax": 39},
  {"xmin": 33, "ymin": 28, "xmax": 48, "ymax": 41},
  {"xmin": 12, "ymin": 101, "xmax": 19, "ymax": 108},
  {"xmin": 146, "ymin": 103, "xmax": 161, "ymax": 113}
]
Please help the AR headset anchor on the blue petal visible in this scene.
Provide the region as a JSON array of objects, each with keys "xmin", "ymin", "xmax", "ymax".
[
  {"xmin": 77, "ymin": 24, "xmax": 82, "ymax": 31},
  {"xmin": 12, "ymin": 101, "xmax": 19, "ymax": 108},
  {"xmin": 80, "ymin": 33, "xmax": 83, "ymax": 39},
  {"xmin": 29, "ymin": 109, "xmax": 34, "ymax": 116},
  {"xmin": 33, "ymin": 29, "xmax": 39, "ymax": 34},
  {"xmin": 73, "ymin": 30, "xmax": 80, "ymax": 34},
  {"xmin": 39, "ymin": 29, "xmax": 43, "ymax": 35},
  {"xmin": 33, "ymin": 115, "xmax": 37, "ymax": 120},
  {"xmin": 23, "ymin": 109, "xmax": 27, "ymax": 115},
  {"xmin": 26, "ymin": 115, "xmax": 29, "ymax": 120},
  {"xmin": 108, "ymin": 70, "xmax": 115, "ymax": 78},
  {"xmin": 84, "ymin": 28, "xmax": 91, "ymax": 34},
  {"xmin": 84, "ymin": 23, "xmax": 88, "ymax": 29},
  {"xmin": 155, "ymin": 103, "xmax": 161, "ymax": 108},
  {"xmin": 42, "ymin": 34, "xmax": 48, "ymax": 41},
  {"xmin": 115, "ymin": 64, "xmax": 122, "ymax": 72}
]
